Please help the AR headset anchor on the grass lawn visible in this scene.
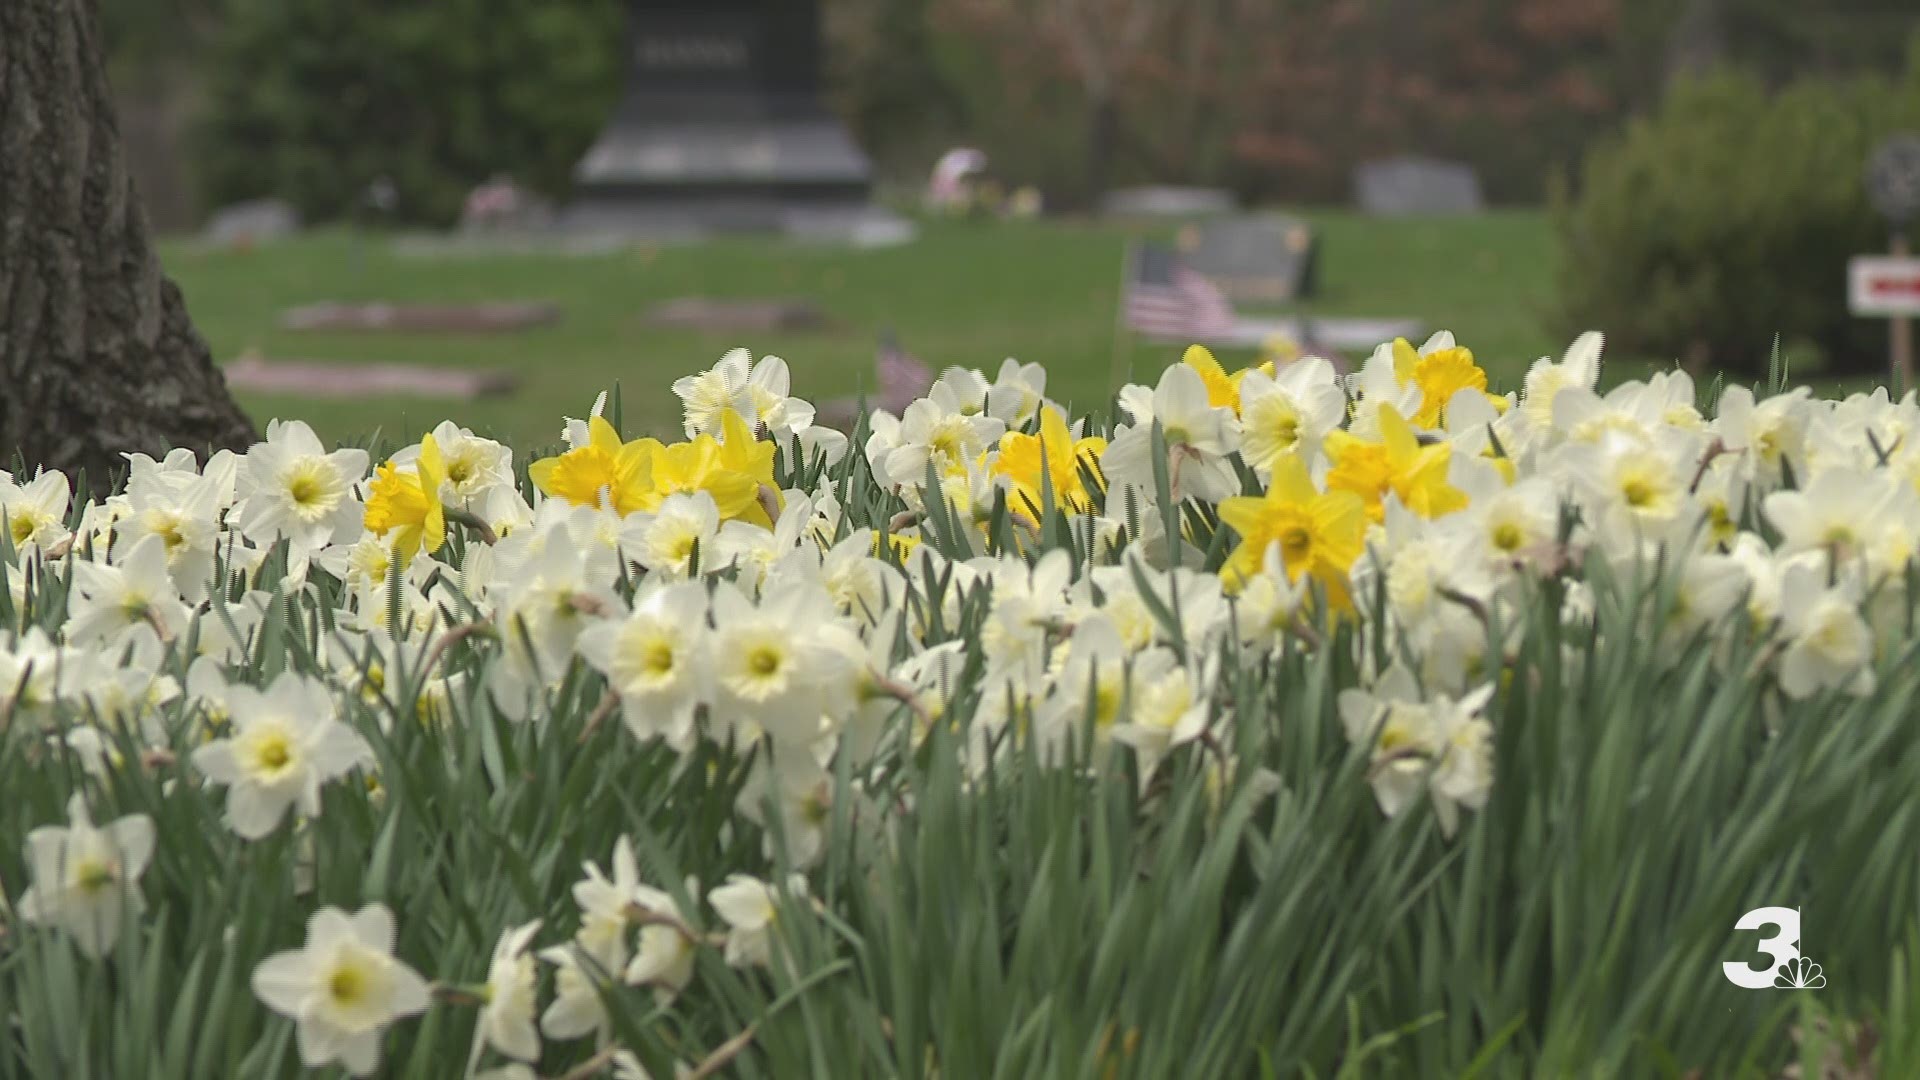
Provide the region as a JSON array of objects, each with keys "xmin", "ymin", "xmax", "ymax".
[{"xmin": 162, "ymin": 210, "xmax": 1568, "ymax": 448}]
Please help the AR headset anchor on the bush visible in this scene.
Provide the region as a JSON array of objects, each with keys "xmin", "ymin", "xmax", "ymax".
[
  {"xmin": 1553, "ymin": 51, "xmax": 1920, "ymax": 377},
  {"xmin": 197, "ymin": 0, "xmax": 623, "ymax": 226}
]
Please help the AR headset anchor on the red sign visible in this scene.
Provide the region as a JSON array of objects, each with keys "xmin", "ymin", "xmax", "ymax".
[{"xmin": 1850, "ymin": 257, "xmax": 1920, "ymax": 316}]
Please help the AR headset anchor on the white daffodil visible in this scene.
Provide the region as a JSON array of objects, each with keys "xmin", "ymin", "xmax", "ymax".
[
  {"xmin": 1341, "ymin": 669, "xmax": 1498, "ymax": 838},
  {"xmin": 1338, "ymin": 666, "xmax": 1438, "ymax": 822},
  {"xmin": 64, "ymin": 534, "xmax": 192, "ymax": 645},
  {"xmin": 1236, "ymin": 357, "xmax": 1347, "ymax": 472},
  {"xmin": 709, "ymin": 578, "xmax": 855, "ymax": 745},
  {"xmin": 674, "ymin": 349, "xmax": 814, "ymax": 439},
  {"xmin": 576, "ymin": 581, "xmax": 713, "ymax": 751},
  {"xmin": 735, "ymin": 746, "xmax": 837, "ymax": 867},
  {"xmin": 1515, "ymin": 331, "xmax": 1603, "ymax": 440},
  {"xmin": 0, "ymin": 626, "xmax": 73, "ymax": 726},
  {"xmin": 1108, "ymin": 652, "xmax": 1212, "ymax": 784},
  {"xmin": 807, "ymin": 529, "xmax": 895, "ymax": 620},
  {"xmin": 190, "ymin": 671, "xmax": 373, "ymax": 839},
  {"xmin": 537, "ymin": 940, "xmax": 622, "ymax": 1044},
  {"xmin": 251, "ymin": 903, "xmax": 430, "ymax": 1077},
  {"xmin": 16, "ymin": 793, "xmax": 154, "ymax": 959},
  {"xmin": 572, "ymin": 835, "xmax": 644, "ymax": 962},
  {"xmin": 473, "ymin": 919, "xmax": 543, "ymax": 1066},
  {"xmin": 878, "ymin": 381, "xmax": 1005, "ymax": 488},
  {"xmin": 1035, "ymin": 612, "xmax": 1134, "ymax": 760},
  {"xmin": 1102, "ymin": 362, "xmax": 1240, "ymax": 504},
  {"xmin": 1714, "ymin": 385, "xmax": 1811, "ymax": 489},
  {"xmin": 392, "ymin": 421, "xmax": 513, "ymax": 508},
  {"xmin": 232, "ymin": 419, "xmax": 368, "ymax": 561},
  {"xmin": 620, "ymin": 490, "xmax": 721, "ymax": 578},
  {"xmin": 1425, "ymin": 684, "xmax": 1497, "ymax": 838},
  {"xmin": 114, "ymin": 468, "xmax": 224, "ymax": 603},
  {"xmin": 1231, "ymin": 542, "xmax": 1310, "ymax": 649},
  {"xmin": 1775, "ymin": 565, "xmax": 1875, "ymax": 699},
  {"xmin": 0, "ymin": 470, "xmax": 72, "ymax": 552},
  {"xmin": 1762, "ymin": 465, "xmax": 1894, "ymax": 561},
  {"xmin": 708, "ymin": 872, "xmax": 807, "ymax": 969},
  {"xmin": 625, "ymin": 880, "xmax": 698, "ymax": 1006}
]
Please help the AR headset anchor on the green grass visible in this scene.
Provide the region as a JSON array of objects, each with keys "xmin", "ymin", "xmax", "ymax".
[{"xmin": 161, "ymin": 211, "xmax": 1563, "ymax": 447}]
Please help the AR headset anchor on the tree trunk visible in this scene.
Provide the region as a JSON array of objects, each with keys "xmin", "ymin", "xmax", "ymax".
[{"xmin": 0, "ymin": 0, "xmax": 255, "ymax": 488}]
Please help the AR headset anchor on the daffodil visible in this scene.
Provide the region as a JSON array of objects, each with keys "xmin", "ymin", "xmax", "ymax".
[
  {"xmin": 16, "ymin": 794, "xmax": 155, "ymax": 959},
  {"xmin": 991, "ymin": 406, "xmax": 1108, "ymax": 521},
  {"xmin": 1, "ymin": 471, "xmax": 72, "ymax": 552},
  {"xmin": 576, "ymin": 581, "xmax": 712, "ymax": 751},
  {"xmin": 362, "ymin": 433, "xmax": 449, "ymax": 565},
  {"xmin": 1323, "ymin": 404, "xmax": 1468, "ymax": 522},
  {"xmin": 233, "ymin": 419, "xmax": 368, "ymax": 559},
  {"xmin": 189, "ymin": 672, "xmax": 373, "ymax": 840},
  {"xmin": 1236, "ymin": 358, "xmax": 1347, "ymax": 473},
  {"xmin": 1217, "ymin": 454, "xmax": 1368, "ymax": 597},
  {"xmin": 528, "ymin": 416, "xmax": 652, "ymax": 515},
  {"xmin": 473, "ymin": 920, "xmax": 543, "ymax": 1066},
  {"xmin": 1775, "ymin": 564, "xmax": 1876, "ymax": 699},
  {"xmin": 640, "ymin": 409, "xmax": 778, "ymax": 526},
  {"xmin": 251, "ymin": 903, "xmax": 431, "ymax": 1077},
  {"xmin": 709, "ymin": 872, "xmax": 808, "ymax": 969},
  {"xmin": 1182, "ymin": 344, "xmax": 1273, "ymax": 415}
]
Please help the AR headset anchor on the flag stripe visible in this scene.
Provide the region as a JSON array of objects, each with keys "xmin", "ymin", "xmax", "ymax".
[{"xmin": 1123, "ymin": 245, "xmax": 1238, "ymax": 340}]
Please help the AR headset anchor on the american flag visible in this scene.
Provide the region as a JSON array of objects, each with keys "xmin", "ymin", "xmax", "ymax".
[{"xmin": 1124, "ymin": 243, "xmax": 1238, "ymax": 340}]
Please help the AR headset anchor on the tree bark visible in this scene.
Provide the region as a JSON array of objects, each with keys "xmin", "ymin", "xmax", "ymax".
[{"xmin": 0, "ymin": 0, "xmax": 255, "ymax": 488}]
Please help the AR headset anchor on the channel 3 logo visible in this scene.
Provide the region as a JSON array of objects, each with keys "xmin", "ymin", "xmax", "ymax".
[{"xmin": 1722, "ymin": 906, "xmax": 1825, "ymax": 990}]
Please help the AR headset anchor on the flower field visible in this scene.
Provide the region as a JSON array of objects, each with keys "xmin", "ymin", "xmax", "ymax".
[{"xmin": 2, "ymin": 334, "xmax": 1918, "ymax": 1077}]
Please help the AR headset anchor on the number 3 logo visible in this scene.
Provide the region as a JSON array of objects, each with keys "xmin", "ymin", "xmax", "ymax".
[{"xmin": 1722, "ymin": 906, "xmax": 1801, "ymax": 989}]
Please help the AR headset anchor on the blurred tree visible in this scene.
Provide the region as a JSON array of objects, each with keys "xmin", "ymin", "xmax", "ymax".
[
  {"xmin": 198, "ymin": 0, "xmax": 623, "ymax": 226},
  {"xmin": 827, "ymin": 0, "xmax": 969, "ymax": 180},
  {"xmin": 944, "ymin": 0, "xmax": 1177, "ymax": 205},
  {"xmin": 0, "ymin": 0, "xmax": 255, "ymax": 479},
  {"xmin": 1554, "ymin": 50, "xmax": 1920, "ymax": 377}
]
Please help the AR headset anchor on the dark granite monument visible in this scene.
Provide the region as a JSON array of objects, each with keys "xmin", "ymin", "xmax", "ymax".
[
  {"xmin": 1177, "ymin": 215, "xmax": 1319, "ymax": 304},
  {"xmin": 565, "ymin": 0, "xmax": 879, "ymax": 237}
]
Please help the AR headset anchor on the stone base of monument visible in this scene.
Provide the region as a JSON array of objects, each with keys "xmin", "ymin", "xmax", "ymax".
[
  {"xmin": 642, "ymin": 298, "xmax": 835, "ymax": 334},
  {"xmin": 554, "ymin": 197, "xmax": 916, "ymax": 248},
  {"xmin": 558, "ymin": 3, "xmax": 911, "ymax": 247},
  {"xmin": 225, "ymin": 353, "xmax": 519, "ymax": 400},
  {"xmin": 280, "ymin": 302, "xmax": 561, "ymax": 334}
]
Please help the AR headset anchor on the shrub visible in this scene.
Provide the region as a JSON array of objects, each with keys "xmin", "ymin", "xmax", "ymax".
[
  {"xmin": 196, "ymin": 0, "xmax": 623, "ymax": 226},
  {"xmin": 1553, "ymin": 51, "xmax": 1920, "ymax": 377}
]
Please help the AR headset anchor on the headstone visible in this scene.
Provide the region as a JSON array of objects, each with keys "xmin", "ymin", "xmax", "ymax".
[
  {"xmin": 564, "ymin": 0, "xmax": 878, "ymax": 237},
  {"xmin": 225, "ymin": 353, "xmax": 519, "ymax": 400},
  {"xmin": 1176, "ymin": 215, "xmax": 1319, "ymax": 304},
  {"xmin": 280, "ymin": 302, "xmax": 561, "ymax": 334},
  {"xmin": 205, "ymin": 199, "xmax": 301, "ymax": 247},
  {"xmin": 642, "ymin": 298, "xmax": 833, "ymax": 334},
  {"xmin": 1102, "ymin": 186, "xmax": 1237, "ymax": 218},
  {"xmin": 1353, "ymin": 156, "xmax": 1485, "ymax": 216}
]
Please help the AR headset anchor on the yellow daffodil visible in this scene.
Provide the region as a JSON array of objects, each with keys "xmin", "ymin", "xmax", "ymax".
[
  {"xmin": 1217, "ymin": 453, "xmax": 1367, "ymax": 599},
  {"xmin": 991, "ymin": 406, "xmax": 1107, "ymax": 521},
  {"xmin": 1182, "ymin": 345, "xmax": 1275, "ymax": 416},
  {"xmin": 640, "ymin": 409, "xmax": 778, "ymax": 526},
  {"xmin": 363, "ymin": 434, "xmax": 448, "ymax": 564},
  {"xmin": 1324, "ymin": 404, "xmax": 1468, "ymax": 523},
  {"xmin": 1385, "ymin": 338, "xmax": 1507, "ymax": 428},
  {"xmin": 528, "ymin": 417, "xmax": 652, "ymax": 514},
  {"xmin": 530, "ymin": 411, "xmax": 776, "ymax": 525}
]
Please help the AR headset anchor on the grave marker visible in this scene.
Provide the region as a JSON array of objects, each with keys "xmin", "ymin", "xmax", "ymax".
[
  {"xmin": 1176, "ymin": 215, "xmax": 1319, "ymax": 304},
  {"xmin": 1354, "ymin": 155, "xmax": 1485, "ymax": 216}
]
